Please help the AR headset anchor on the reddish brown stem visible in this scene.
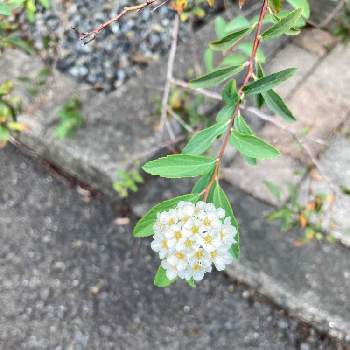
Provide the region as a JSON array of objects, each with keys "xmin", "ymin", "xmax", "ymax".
[{"xmin": 203, "ymin": 0, "xmax": 269, "ymax": 201}]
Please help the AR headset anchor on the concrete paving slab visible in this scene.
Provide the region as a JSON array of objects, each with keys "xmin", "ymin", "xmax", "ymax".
[{"xmin": 0, "ymin": 146, "xmax": 338, "ymax": 350}]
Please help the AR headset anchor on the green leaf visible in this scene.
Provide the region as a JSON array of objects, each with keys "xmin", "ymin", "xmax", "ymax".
[
  {"xmin": 192, "ymin": 170, "xmax": 214, "ymax": 194},
  {"xmin": 39, "ymin": 0, "xmax": 50, "ymax": 9},
  {"xmin": 262, "ymin": 8, "xmax": 302, "ymax": 41},
  {"xmin": 222, "ymin": 80, "xmax": 238, "ymax": 104},
  {"xmin": 186, "ymin": 278, "xmax": 196, "ymax": 288},
  {"xmin": 243, "ymin": 68, "xmax": 296, "ymax": 95},
  {"xmin": 262, "ymin": 89, "xmax": 296, "ymax": 122},
  {"xmin": 234, "ymin": 115, "xmax": 253, "ymax": 135},
  {"xmin": 0, "ymin": 125, "xmax": 10, "ymax": 143},
  {"xmin": 0, "ymin": 80, "xmax": 14, "ymax": 96},
  {"xmin": 264, "ymin": 180, "xmax": 282, "ymax": 201},
  {"xmin": 220, "ymin": 54, "xmax": 246, "ymax": 67},
  {"xmin": 154, "ymin": 266, "xmax": 175, "ymax": 288},
  {"xmin": 286, "ymin": 0, "xmax": 310, "ymax": 19},
  {"xmin": 224, "ymin": 15, "xmax": 250, "ymax": 33},
  {"xmin": 214, "ymin": 16, "xmax": 226, "ymax": 38},
  {"xmin": 209, "ymin": 26, "xmax": 252, "ymax": 51},
  {"xmin": 217, "ymin": 103, "xmax": 235, "ymax": 123},
  {"xmin": 203, "ymin": 48, "xmax": 214, "ymax": 72},
  {"xmin": 216, "ymin": 81, "xmax": 239, "ymax": 123},
  {"xmin": 234, "ymin": 116, "xmax": 257, "ymax": 165},
  {"xmin": 0, "ymin": 3, "xmax": 11, "ymax": 16},
  {"xmin": 230, "ymin": 130, "xmax": 280, "ymax": 160},
  {"xmin": 25, "ymin": 0, "xmax": 36, "ymax": 22},
  {"xmin": 4, "ymin": 35, "xmax": 35, "ymax": 55},
  {"xmin": 133, "ymin": 193, "xmax": 200, "ymax": 237},
  {"xmin": 212, "ymin": 185, "xmax": 240, "ymax": 259},
  {"xmin": 190, "ymin": 64, "xmax": 244, "ymax": 88},
  {"xmin": 212, "ymin": 185, "xmax": 239, "ymax": 229},
  {"xmin": 269, "ymin": 0, "xmax": 282, "ymax": 13},
  {"xmin": 255, "ymin": 63, "xmax": 265, "ymax": 108},
  {"xmin": 183, "ymin": 122, "xmax": 227, "ymax": 155},
  {"xmin": 143, "ymin": 154, "xmax": 216, "ymax": 178}
]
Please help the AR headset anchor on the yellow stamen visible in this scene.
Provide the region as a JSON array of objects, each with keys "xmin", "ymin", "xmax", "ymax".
[
  {"xmin": 194, "ymin": 250, "xmax": 204, "ymax": 260},
  {"xmin": 211, "ymin": 251, "xmax": 218, "ymax": 258},
  {"xmin": 192, "ymin": 263, "xmax": 201, "ymax": 271},
  {"xmin": 184, "ymin": 239, "xmax": 193, "ymax": 248},
  {"xmin": 168, "ymin": 218, "xmax": 176, "ymax": 225},
  {"xmin": 204, "ymin": 234, "xmax": 213, "ymax": 244},
  {"xmin": 191, "ymin": 226, "xmax": 199, "ymax": 234},
  {"xmin": 175, "ymin": 252, "xmax": 185, "ymax": 260},
  {"xmin": 203, "ymin": 217, "xmax": 211, "ymax": 227},
  {"xmin": 174, "ymin": 231, "xmax": 182, "ymax": 240}
]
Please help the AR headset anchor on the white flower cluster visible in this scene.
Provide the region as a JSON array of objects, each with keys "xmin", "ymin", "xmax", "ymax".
[{"xmin": 151, "ymin": 201, "xmax": 237, "ymax": 282}]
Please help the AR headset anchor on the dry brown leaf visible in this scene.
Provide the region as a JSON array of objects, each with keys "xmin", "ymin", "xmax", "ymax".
[
  {"xmin": 238, "ymin": 0, "xmax": 246, "ymax": 8},
  {"xmin": 171, "ymin": 0, "xmax": 188, "ymax": 13}
]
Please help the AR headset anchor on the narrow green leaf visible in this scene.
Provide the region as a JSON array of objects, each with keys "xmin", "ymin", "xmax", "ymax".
[
  {"xmin": 222, "ymin": 80, "xmax": 238, "ymax": 105},
  {"xmin": 4, "ymin": 35, "xmax": 35, "ymax": 55},
  {"xmin": 0, "ymin": 3, "xmax": 11, "ymax": 16},
  {"xmin": 255, "ymin": 63, "xmax": 265, "ymax": 109},
  {"xmin": 186, "ymin": 278, "xmax": 196, "ymax": 288},
  {"xmin": 217, "ymin": 103, "xmax": 235, "ymax": 123},
  {"xmin": 262, "ymin": 89, "xmax": 296, "ymax": 122},
  {"xmin": 190, "ymin": 64, "xmax": 244, "ymax": 88},
  {"xmin": 215, "ymin": 16, "xmax": 226, "ymax": 38},
  {"xmin": 133, "ymin": 193, "xmax": 200, "ymax": 237},
  {"xmin": 224, "ymin": 15, "xmax": 250, "ymax": 33},
  {"xmin": 143, "ymin": 154, "xmax": 215, "ymax": 178},
  {"xmin": 0, "ymin": 125, "xmax": 10, "ymax": 142},
  {"xmin": 212, "ymin": 186, "xmax": 240, "ymax": 259},
  {"xmin": 234, "ymin": 115, "xmax": 253, "ymax": 135},
  {"xmin": 262, "ymin": 8, "xmax": 302, "ymax": 41},
  {"xmin": 183, "ymin": 122, "xmax": 227, "ymax": 155},
  {"xmin": 269, "ymin": 0, "xmax": 282, "ymax": 13},
  {"xmin": 209, "ymin": 26, "xmax": 252, "ymax": 51},
  {"xmin": 39, "ymin": 0, "xmax": 50, "ymax": 8},
  {"xmin": 192, "ymin": 170, "xmax": 214, "ymax": 194},
  {"xmin": 220, "ymin": 54, "xmax": 246, "ymax": 67},
  {"xmin": 229, "ymin": 239, "xmax": 240, "ymax": 260},
  {"xmin": 286, "ymin": 0, "xmax": 310, "ymax": 19},
  {"xmin": 264, "ymin": 180, "xmax": 282, "ymax": 201},
  {"xmin": 212, "ymin": 185, "xmax": 239, "ymax": 229},
  {"xmin": 243, "ymin": 68, "xmax": 296, "ymax": 95},
  {"xmin": 230, "ymin": 130, "xmax": 280, "ymax": 160},
  {"xmin": 203, "ymin": 48, "xmax": 214, "ymax": 72},
  {"xmin": 234, "ymin": 116, "xmax": 257, "ymax": 165},
  {"xmin": 154, "ymin": 266, "xmax": 175, "ymax": 288}
]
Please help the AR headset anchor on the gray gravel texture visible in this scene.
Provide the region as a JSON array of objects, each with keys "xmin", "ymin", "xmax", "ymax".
[
  {"xmin": 0, "ymin": 145, "xmax": 341, "ymax": 350},
  {"xmin": 21, "ymin": 0, "xmax": 185, "ymax": 92}
]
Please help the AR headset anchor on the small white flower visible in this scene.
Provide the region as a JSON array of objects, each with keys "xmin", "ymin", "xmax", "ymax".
[
  {"xmin": 151, "ymin": 201, "xmax": 238, "ymax": 282},
  {"xmin": 151, "ymin": 233, "xmax": 172, "ymax": 259},
  {"xmin": 210, "ymin": 247, "xmax": 234, "ymax": 271},
  {"xmin": 161, "ymin": 259, "xmax": 178, "ymax": 280},
  {"xmin": 197, "ymin": 230, "xmax": 222, "ymax": 252},
  {"xmin": 165, "ymin": 224, "xmax": 184, "ymax": 248},
  {"xmin": 167, "ymin": 250, "xmax": 188, "ymax": 272},
  {"xmin": 183, "ymin": 217, "xmax": 203, "ymax": 237}
]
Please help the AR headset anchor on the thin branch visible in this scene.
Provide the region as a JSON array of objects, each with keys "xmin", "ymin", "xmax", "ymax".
[
  {"xmin": 167, "ymin": 106, "xmax": 194, "ymax": 133},
  {"xmin": 73, "ymin": 0, "xmax": 160, "ymax": 44},
  {"xmin": 159, "ymin": 15, "xmax": 180, "ymax": 132},
  {"xmin": 170, "ymin": 78, "xmax": 222, "ymax": 100}
]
